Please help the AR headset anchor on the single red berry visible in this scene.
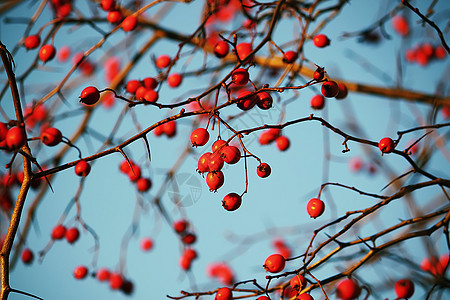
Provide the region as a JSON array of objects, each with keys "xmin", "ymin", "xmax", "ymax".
[
  {"xmin": 41, "ymin": 127, "xmax": 63, "ymax": 146},
  {"xmin": 336, "ymin": 278, "xmax": 361, "ymax": 300},
  {"xmin": 256, "ymin": 92, "xmax": 273, "ymax": 110},
  {"xmin": 236, "ymin": 42, "xmax": 253, "ymax": 63},
  {"xmin": 282, "ymin": 50, "xmax": 298, "ymax": 64},
  {"xmin": 259, "ymin": 129, "xmax": 280, "ymax": 145},
  {"xmin": 256, "ymin": 296, "xmax": 270, "ymax": 300},
  {"xmin": 236, "ymin": 90, "xmax": 257, "ymax": 111},
  {"xmin": 335, "ymin": 83, "xmax": 348, "ymax": 99},
  {"xmin": 206, "ymin": 171, "xmax": 224, "ymax": 191},
  {"xmin": 212, "ymin": 139, "xmax": 227, "ymax": 153},
  {"xmin": 122, "ymin": 15, "xmax": 138, "ymax": 32},
  {"xmin": 127, "ymin": 164, "xmax": 141, "ymax": 182},
  {"xmin": 215, "ymin": 287, "xmax": 233, "ymax": 300},
  {"xmin": 378, "ymin": 137, "xmax": 395, "ymax": 154},
  {"xmin": 140, "ymin": 237, "xmax": 153, "ymax": 251},
  {"xmin": 307, "ymin": 198, "xmax": 325, "ymax": 218},
  {"xmin": 182, "ymin": 232, "xmax": 196, "ymax": 244},
  {"xmin": 257, "ymin": 163, "xmax": 271, "ymax": 178},
  {"xmin": 96, "ymin": 268, "xmax": 110, "ymax": 281},
  {"xmin": 143, "ymin": 89, "xmax": 159, "ymax": 103},
  {"xmin": 173, "ymin": 219, "xmax": 189, "ymax": 233},
  {"xmin": 107, "ymin": 10, "xmax": 122, "ymax": 24},
  {"xmin": 143, "ymin": 77, "xmax": 158, "ymax": 90},
  {"xmin": 395, "ymin": 279, "xmax": 414, "ymax": 299},
  {"xmin": 263, "ymin": 253, "xmax": 286, "ymax": 273},
  {"xmin": 109, "ymin": 272, "xmax": 124, "ymax": 290},
  {"xmin": 6, "ymin": 127, "xmax": 26, "ymax": 149},
  {"xmin": 220, "ymin": 145, "xmax": 241, "ymax": 164},
  {"xmin": 65, "ymin": 227, "xmax": 80, "ymax": 244},
  {"xmin": 313, "ymin": 67, "xmax": 325, "ymax": 81},
  {"xmin": 80, "ymin": 86, "xmax": 100, "ymax": 105},
  {"xmin": 73, "ymin": 265, "xmax": 88, "ymax": 279},
  {"xmin": 208, "ymin": 152, "xmax": 224, "ymax": 172},
  {"xmin": 163, "ymin": 121, "xmax": 177, "ymax": 138},
  {"xmin": 0, "ymin": 122, "xmax": 7, "ymax": 142},
  {"xmin": 310, "ymin": 95, "xmax": 325, "ymax": 110},
  {"xmin": 100, "ymin": 0, "xmax": 116, "ymax": 11},
  {"xmin": 297, "ymin": 294, "xmax": 314, "ymax": 300},
  {"xmin": 313, "ymin": 34, "xmax": 330, "ymax": 48},
  {"xmin": 135, "ymin": 86, "xmax": 147, "ymax": 101},
  {"xmin": 136, "ymin": 177, "xmax": 152, "ymax": 192},
  {"xmin": 21, "ymin": 248, "xmax": 34, "ymax": 265},
  {"xmin": 39, "ymin": 44, "xmax": 56, "ymax": 62},
  {"xmin": 435, "ymin": 45, "xmax": 446, "ymax": 59},
  {"xmin": 24, "ymin": 35, "xmax": 41, "ymax": 50},
  {"xmin": 391, "ymin": 15, "xmax": 410, "ymax": 36},
  {"xmin": 190, "ymin": 128, "xmax": 210, "ymax": 147},
  {"xmin": 276, "ymin": 136, "xmax": 290, "ymax": 151},
  {"xmin": 321, "ymin": 81, "xmax": 339, "ymax": 98},
  {"xmin": 75, "ymin": 160, "xmax": 91, "ymax": 177},
  {"xmin": 51, "ymin": 224, "xmax": 66, "ymax": 240},
  {"xmin": 197, "ymin": 152, "xmax": 212, "ymax": 174},
  {"xmin": 290, "ymin": 274, "xmax": 307, "ymax": 290},
  {"xmin": 156, "ymin": 54, "xmax": 171, "ymax": 69},
  {"xmin": 222, "ymin": 192, "xmax": 242, "ymax": 211},
  {"xmin": 119, "ymin": 159, "xmax": 135, "ymax": 174},
  {"xmin": 126, "ymin": 80, "xmax": 141, "ymax": 94},
  {"xmin": 214, "ymin": 41, "xmax": 230, "ymax": 58},
  {"xmin": 349, "ymin": 157, "xmax": 364, "ymax": 172},
  {"xmin": 167, "ymin": 73, "xmax": 183, "ymax": 88},
  {"xmin": 183, "ymin": 248, "xmax": 197, "ymax": 260},
  {"xmin": 179, "ymin": 254, "xmax": 192, "ymax": 271},
  {"xmin": 232, "ymin": 68, "xmax": 249, "ymax": 86}
]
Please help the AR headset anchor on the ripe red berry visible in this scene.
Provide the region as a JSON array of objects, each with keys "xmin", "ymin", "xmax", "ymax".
[
  {"xmin": 307, "ymin": 198, "xmax": 325, "ymax": 218},
  {"xmin": 215, "ymin": 287, "xmax": 232, "ymax": 300},
  {"xmin": 321, "ymin": 81, "xmax": 339, "ymax": 98},
  {"xmin": 222, "ymin": 193, "xmax": 242, "ymax": 211},
  {"xmin": 310, "ymin": 94, "xmax": 325, "ymax": 110},
  {"xmin": 121, "ymin": 15, "xmax": 138, "ymax": 32},
  {"xmin": 21, "ymin": 248, "xmax": 34, "ymax": 265},
  {"xmin": 290, "ymin": 274, "xmax": 307, "ymax": 290},
  {"xmin": 378, "ymin": 137, "xmax": 395, "ymax": 154},
  {"xmin": 190, "ymin": 128, "xmax": 210, "ymax": 147},
  {"xmin": 143, "ymin": 89, "xmax": 159, "ymax": 103},
  {"xmin": 0, "ymin": 122, "xmax": 7, "ymax": 142},
  {"xmin": 256, "ymin": 297, "xmax": 270, "ymax": 300},
  {"xmin": 109, "ymin": 272, "xmax": 124, "ymax": 289},
  {"xmin": 236, "ymin": 90, "xmax": 257, "ymax": 111},
  {"xmin": 127, "ymin": 164, "xmax": 141, "ymax": 182},
  {"xmin": 24, "ymin": 35, "xmax": 41, "ymax": 50},
  {"xmin": 80, "ymin": 86, "xmax": 101, "ymax": 105},
  {"xmin": 163, "ymin": 121, "xmax": 177, "ymax": 137},
  {"xmin": 214, "ymin": 41, "xmax": 230, "ymax": 58},
  {"xmin": 6, "ymin": 126, "xmax": 26, "ymax": 149},
  {"xmin": 197, "ymin": 152, "xmax": 212, "ymax": 174},
  {"xmin": 212, "ymin": 139, "xmax": 227, "ymax": 153},
  {"xmin": 391, "ymin": 15, "xmax": 410, "ymax": 36},
  {"xmin": 156, "ymin": 54, "xmax": 171, "ymax": 69},
  {"xmin": 41, "ymin": 127, "xmax": 63, "ymax": 146},
  {"xmin": 220, "ymin": 145, "xmax": 241, "ymax": 164},
  {"xmin": 282, "ymin": 50, "xmax": 298, "ymax": 64},
  {"xmin": 51, "ymin": 224, "xmax": 66, "ymax": 240},
  {"xmin": 179, "ymin": 254, "xmax": 192, "ymax": 271},
  {"xmin": 75, "ymin": 160, "xmax": 91, "ymax": 177},
  {"xmin": 256, "ymin": 92, "xmax": 273, "ymax": 110},
  {"xmin": 208, "ymin": 152, "xmax": 224, "ymax": 172},
  {"xmin": 73, "ymin": 265, "xmax": 88, "ymax": 279},
  {"xmin": 173, "ymin": 219, "xmax": 189, "ymax": 233},
  {"xmin": 297, "ymin": 294, "xmax": 314, "ymax": 300},
  {"xmin": 143, "ymin": 77, "xmax": 158, "ymax": 90},
  {"xmin": 313, "ymin": 34, "xmax": 330, "ymax": 48},
  {"xmin": 65, "ymin": 227, "xmax": 80, "ymax": 244},
  {"xmin": 313, "ymin": 67, "xmax": 325, "ymax": 81},
  {"xmin": 276, "ymin": 136, "xmax": 290, "ymax": 151},
  {"xmin": 206, "ymin": 171, "xmax": 224, "ymax": 191},
  {"xmin": 39, "ymin": 44, "xmax": 56, "ymax": 62},
  {"xmin": 335, "ymin": 83, "xmax": 348, "ymax": 99},
  {"xmin": 183, "ymin": 248, "xmax": 197, "ymax": 260},
  {"xmin": 96, "ymin": 268, "xmax": 110, "ymax": 281},
  {"xmin": 336, "ymin": 278, "xmax": 361, "ymax": 300},
  {"xmin": 182, "ymin": 232, "xmax": 196, "ymax": 244},
  {"xmin": 140, "ymin": 237, "xmax": 153, "ymax": 251},
  {"xmin": 101, "ymin": 0, "xmax": 116, "ymax": 11},
  {"xmin": 259, "ymin": 128, "xmax": 280, "ymax": 145},
  {"xmin": 257, "ymin": 163, "xmax": 271, "ymax": 178},
  {"xmin": 395, "ymin": 279, "xmax": 414, "ymax": 299},
  {"xmin": 232, "ymin": 68, "xmax": 249, "ymax": 86},
  {"xmin": 236, "ymin": 42, "xmax": 253, "ymax": 63},
  {"xmin": 167, "ymin": 73, "xmax": 183, "ymax": 88},
  {"xmin": 126, "ymin": 80, "xmax": 141, "ymax": 94},
  {"xmin": 136, "ymin": 177, "xmax": 152, "ymax": 192},
  {"xmin": 107, "ymin": 10, "xmax": 122, "ymax": 24},
  {"xmin": 263, "ymin": 253, "xmax": 285, "ymax": 273}
]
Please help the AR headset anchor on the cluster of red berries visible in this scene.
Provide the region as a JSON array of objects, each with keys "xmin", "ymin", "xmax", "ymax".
[
  {"xmin": 258, "ymin": 128, "xmax": 290, "ymax": 152},
  {"xmin": 72, "ymin": 52, "xmax": 95, "ymax": 76},
  {"xmin": 51, "ymin": 224, "xmax": 80, "ymax": 244},
  {"xmin": 74, "ymin": 265, "xmax": 134, "ymax": 294},
  {"xmin": 405, "ymin": 42, "xmax": 446, "ymax": 66},
  {"xmin": 101, "ymin": 0, "xmax": 139, "ymax": 31},
  {"xmin": 49, "ymin": 0, "xmax": 72, "ymax": 18},
  {"xmin": 119, "ymin": 159, "xmax": 152, "ymax": 192},
  {"xmin": 153, "ymin": 121, "xmax": 177, "ymax": 138},
  {"xmin": 23, "ymin": 104, "xmax": 47, "ymax": 128},
  {"xmin": 173, "ymin": 219, "xmax": 198, "ymax": 270},
  {"xmin": 126, "ymin": 78, "xmax": 159, "ymax": 103},
  {"xmin": 348, "ymin": 157, "xmax": 377, "ymax": 175},
  {"xmin": 420, "ymin": 253, "xmax": 449, "ymax": 276},
  {"xmin": 207, "ymin": 262, "xmax": 235, "ymax": 285}
]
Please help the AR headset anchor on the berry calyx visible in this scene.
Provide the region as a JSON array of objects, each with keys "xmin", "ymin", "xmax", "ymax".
[
  {"xmin": 190, "ymin": 128, "xmax": 210, "ymax": 147},
  {"xmin": 75, "ymin": 160, "xmax": 91, "ymax": 177},
  {"xmin": 215, "ymin": 287, "xmax": 232, "ymax": 300},
  {"xmin": 39, "ymin": 44, "xmax": 56, "ymax": 62},
  {"xmin": 222, "ymin": 193, "xmax": 242, "ymax": 211},
  {"xmin": 378, "ymin": 137, "xmax": 395, "ymax": 154},
  {"xmin": 232, "ymin": 68, "xmax": 249, "ymax": 86},
  {"xmin": 257, "ymin": 163, "xmax": 271, "ymax": 178},
  {"xmin": 336, "ymin": 278, "xmax": 361, "ymax": 300},
  {"xmin": 307, "ymin": 198, "xmax": 325, "ymax": 219},
  {"xmin": 313, "ymin": 34, "xmax": 330, "ymax": 48},
  {"xmin": 214, "ymin": 41, "xmax": 230, "ymax": 58},
  {"xmin": 73, "ymin": 265, "xmax": 88, "ymax": 279},
  {"xmin": 321, "ymin": 81, "xmax": 339, "ymax": 98},
  {"xmin": 395, "ymin": 279, "xmax": 414, "ymax": 299},
  {"xmin": 24, "ymin": 35, "xmax": 41, "ymax": 50},
  {"xmin": 40, "ymin": 127, "xmax": 63, "ymax": 146},
  {"xmin": 263, "ymin": 253, "xmax": 286, "ymax": 273},
  {"xmin": 121, "ymin": 15, "xmax": 138, "ymax": 32},
  {"xmin": 80, "ymin": 86, "xmax": 101, "ymax": 105}
]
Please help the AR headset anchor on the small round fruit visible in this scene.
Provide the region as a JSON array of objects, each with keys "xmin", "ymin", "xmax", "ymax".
[
  {"xmin": 39, "ymin": 44, "xmax": 56, "ymax": 62},
  {"xmin": 222, "ymin": 193, "xmax": 242, "ymax": 211},
  {"xmin": 220, "ymin": 145, "xmax": 240, "ymax": 164},
  {"xmin": 313, "ymin": 67, "xmax": 325, "ymax": 81},
  {"xmin": 208, "ymin": 153, "xmax": 224, "ymax": 172},
  {"xmin": 257, "ymin": 163, "xmax": 271, "ymax": 178},
  {"xmin": 282, "ymin": 50, "xmax": 298, "ymax": 64},
  {"xmin": 6, "ymin": 127, "xmax": 26, "ymax": 149},
  {"xmin": 126, "ymin": 80, "xmax": 141, "ymax": 94},
  {"xmin": 214, "ymin": 41, "xmax": 230, "ymax": 58},
  {"xmin": 156, "ymin": 54, "xmax": 171, "ymax": 69},
  {"xmin": 335, "ymin": 83, "xmax": 348, "ymax": 99},
  {"xmin": 336, "ymin": 278, "xmax": 361, "ymax": 300},
  {"xmin": 236, "ymin": 90, "xmax": 257, "ymax": 111},
  {"xmin": 75, "ymin": 160, "xmax": 91, "ymax": 177},
  {"xmin": 395, "ymin": 279, "xmax": 414, "ymax": 299},
  {"xmin": 182, "ymin": 232, "xmax": 196, "ymax": 244},
  {"xmin": 190, "ymin": 128, "xmax": 210, "ymax": 147},
  {"xmin": 276, "ymin": 136, "xmax": 290, "ymax": 151},
  {"xmin": 140, "ymin": 237, "xmax": 153, "ymax": 251},
  {"xmin": 96, "ymin": 268, "xmax": 110, "ymax": 281},
  {"xmin": 107, "ymin": 10, "xmax": 122, "ymax": 24},
  {"xmin": 263, "ymin": 253, "xmax": 286, "ymax": 273},
  {"xmin": 109, "ymin": 273, "xmax": 124, "ymax": 290},
  {"xmin": 297, "ymin": 294, "xmax": 314, "ymax": 300},
  {"xmin": 236, "ymin": 42, "xmax": 253, "ymax": 63},
  {"xmin": 183, "ymin": 248, "xmax": 197, "ymax": 260},
  {"xmin": 163, "ymin": 121, "xmax": 177, "ymax": 137},
  {"xmin": 51, "ymin": 224, "xmax": 66, "ymax": 240},
  {"xmin": 378, "ymin": 137, "xmax": 395, "ymax": 154},
  {"xmin": 41, "ymin": 127, "xmax": 63, "ymax": 146},
  {"xmin": 143, "ymin": 77, "xmax": 158, "ymax": 90},
  {"xmin": 310, "ymin": 95, "xmax": 325, "ymax": 110},
  {"xmin": 206, "ymin": 171, "xmax": 224, "ymax": 192},
  {"xmin": 65, "ymin": 227, "xmax": 80, "ymax": 244},
  {"xmin": 307, "ymin": 198, "xmax": 325, "ymax": 218},
  {"xmin": 101, "ymin": 0, "xmax": 116, "ymax": 11},
  {"xmin": 290, "ymin": 274, "xmax": 307, "ymax": 290},
  {"xmin": 173, "ymin": 219, "xmax": 189, "ymax": 233},
  {"xmin": 0, "ymin": 122, "xmax": 7, "ymax": 142},
  {"xmin": 215, "ymin": 287, "xmax": 232, "ymax": 300},
  {"xmin": 121, "ymin": 15, "xmax": 138, "ymax": 32},
  {"xmin": 391, "ymin": 15, "xmax": 410, "ymax": 36},
  {"xmin": 232, "ymin": 68, "xmax": 249, "ymax": 86},
  {"xmin": 143, "ymin": 89, "xmax": 159, "ymax": 103},
  {"xmin": 80, "ymin": 86, "xmax": 100, "ymax": 105},
  {"xmin": 197, "ymin": 152, "xmax": 212, "ymax": 174},
  {"xmin": 256, "ymin": 296, "xmax": 270, "ymax": 300},
  {"xmin": 212, "ymin": 139, "xmax": 227, "ymax": 153},
  {"xmin": 136, "ymin": 177, "xmax": 152, "ymax": 192},
  {"xmin": 24, "ymin": 35, "xmax": 41, "ymax": 50},
  {"xmin": 313, "ymin": 34, "xmax": 330, "ymax": 48},
  {"xmin": 321, "ymin": 81, "xmax": 339, "ymax": 98},
  {"xmin": 256, "ymin": 92, "xmax": 273, "ymax": 110},
  {"xmin": 179, "ymin": 254, "xmax": 192, "ymax": 271},
  {"xmin": 21, "ymin": 248, "xmax": 34, "ymax": 265},
  {"xmin": 167, "ymin": 73, "xmax": 183, "ymax": 88},
  {"xmin": 73, "ymin": 265, "xmax": 88, "ymax": 279}
]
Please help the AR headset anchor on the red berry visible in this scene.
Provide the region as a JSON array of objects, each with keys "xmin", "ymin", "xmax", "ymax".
[
  {"xmin": 80, "ymin": 86, "xmax": 101, "ymax": 105},
  {"xmin": 310, "ymin": 94, "xmax": 325, "ymax": 110},
  {"xmin": 435, "ymin": 45, "xmax": 446, "ymax": 59},
  {"xmin": 222, "ymin": 192, "xmax": 242, "ymax": 211},
  {"xmin": 257, "ymin": 297, "xmax": 270, "ymax": 300},
  {"xmin": 127, "ymin": 164, "xmax": 141, "ymax": 182},
  {"xmin": 215, "ymin": 287, "xmax": 232, "ymax": 300},
  {"xmin": 236, "ymin": 90, "xmax": 257, "ymax": 111},
  {"xmin": 179, "ymin": 255, "xmax": 192, "ymax": 271},
  {"xmin": 136, "ymin": 177, "xmax": 152, "ymax": 192},
  {"xmin": 290, "ymin": 274, "xmax": 307, "ymax": 290},
  {"xmin": 313, "ymin": 34, "xmax": 330, "ymax": 48},
  {"xmin": 39, "ymin": 44, "xmax": 56, "ymax": 62},
  {"xmin": 321, "ymin": 81, "xmax": 339, "ymax": 98},
  {"xmin": 6, "ymin": 126, "xmax": 26, "ymax": 149},
  {"xmin": 297, "ymin": 294, "xmax": 314, "ymax": 300},
  {"xmin": 257, "ymin": 163, "xmax": 271, "ymax": 178},
  {"xmin": 220, "ymin": 145, "xmax": 241, "ymax": 164},
  {"xmin": 236, "ymin": 42, "xmax": 253, "ymax": 63},
  {"xmin": 208, "ymin": 152, "xmax": 224, "ymax": 172},
  {"xmin": 263, "ymin": 253, "xmax": 285, "ymax": 273},
  {"xmin": 51, "ymin": 224, "xmax": 66, "ymax": 240},
  {"xmin": 183, "ymin": 248, "xmax": 197, "ymax": 260},
  {"xmin": 173, "ymin": 219, "xmax": 189, "ymax": 233},
  {"xmin": 282, "ymin": 50, "xmax": 298, "ymax": 64},
  {"xmin": 212, "ymin": 139, "xmax": 227, "ymax": 153},
  {"xmin": 126, "ymin": 80, "xmax": 141, "ymax": 94},
  {"xmin": 232, "ymin": 68, "xmax": 249, "ymax": 86},
  {"xmin": 140, "ymin": 237, "xmax": 153, "ymax": 251},
  {"xmin": 65, "ymin": 227, "xmax": 80, "ymax": 244},
  {"xmin": 143, "ymin": 89, "xmax": 159, "ymax": 103},
  {"xmin": 335, "ymin": 82, "xmax": 348, "ymax": 99},
  {"xmin": 109, "ymin": 272, "xmax": 124, "ymax": 290},
  {"xmin": 395, "ymin": 279, "xmax": 414, "ymax": 299},
  {"xmin": 156, "ymin": 54, "xmax": 171, "ymax": 69},
  {"xmin": 0, "ymin": 122, "xmax": 7, "ymax": 142},
  {"xmin": 259, "ymin": 129, "xmax": 280, "ymax": 145},
  {"xmin": 307, "ymin": 198, "xmax": 325, "ymax": 218},
  {"xmin": 206, "ymin": 171, "xmax": 224, "ymax": 191},
  {"xmin": 182, "ymin": 232, "xmax": 196, "ymax": 244},
  {"xmin": 122, "ymin": 15, "xmax": 138, "ymax": 32},
  {"xmin": 256, "ymin": 92, "xmax": 273, "ymax": 110},
  {"xmin": 96, "ymin": 268, "xmax": 110, "ymax": 281},
  {"xmin": 214, "ymin": 41, "xmax": 230, "ymax": 58},
  {"xmin": 197, "ymin": 152, "xmax": 212, "ymax": 173},
  {"xmin": 41, "ymin": 127, "xmax": 63, "ymax": 146},
  {"xmin": 24, "ymin": 35, "xmax": 41, "ymax": 50},
  {"xmin": 378, "ymin": 137, "xmax": 395, "ymax": 154},
  {"xmin": 107, "ymin": 10, "xmax": 122, "ymax": 24},
  {"xmin": 101, "ymin": 0, "xmax": 116, "ymax": 11},
  {"xmin": 163, "ymin": 121, "xmax": 177, "ymax": 137},
  {"xmin": 21, "ymin": 248, "xmax": 34, "ymax": 265},
  {"xmin": 167, "ymin": 73, "xmax": 183, "ymax": 88},
  {"xmin": 313, "ymin": 67, "xmax": 325, "ymax": 81},
  {"xmin": 336, "ymin": 278, "xmax": 361, "ymax": 300},
  {"xmin": 73, "ymin": 265, "xmax": 88, "ymax": 279},
  {"xmin": 75, "ymin": 160, "xmax": 91, "ymax": 177},
  {"xmin": 392, "ymin": 15, "xmax": 410, "ymax": 36},
  {"xmin": 275, "ymin": 136, "xmax": 290, "ymax": 151},
  {"xmin": 190, "ymin": 128, "xmax": 210, "ymax": 147},
  {"xmin": 143, "ymin": 77, "xmax": 158, "ymax": 90}
]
